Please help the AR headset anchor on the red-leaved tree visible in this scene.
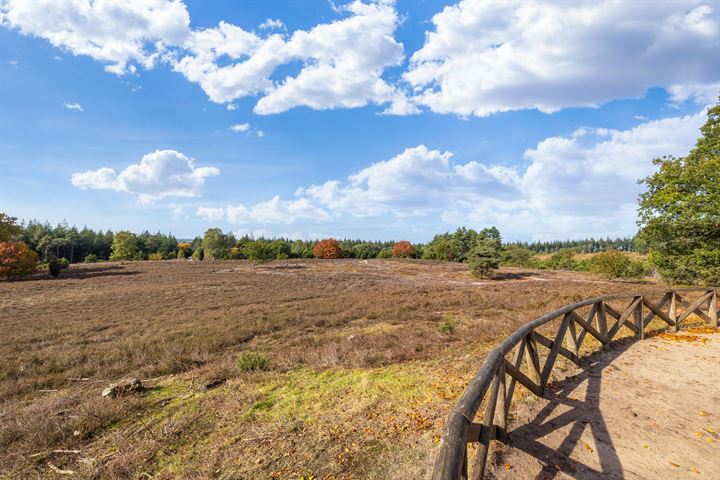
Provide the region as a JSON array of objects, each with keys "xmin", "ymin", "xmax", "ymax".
[
  {"xmin": 392, "ymin": 240, "xmax": 415, "ymax": 258},
  {"xmin": 0, "ymin": 241, "xmax": 38, "ymax": 281},
  {"xmin": 312, "ymin": 238, "xmax": 341, "ymax": 259}
]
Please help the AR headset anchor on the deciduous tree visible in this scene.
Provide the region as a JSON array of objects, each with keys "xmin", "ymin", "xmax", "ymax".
[{"xmin": 637, "ymin": 98, "xmax": 720, "ymax": 284}]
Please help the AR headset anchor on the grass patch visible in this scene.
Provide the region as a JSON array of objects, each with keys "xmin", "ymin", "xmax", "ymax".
[
  {"xmin": 247, "ymin": 365, "xmax": 426, "ymax": 421},
  {"xmin": 236, "ymin": 352, "xmax": 270, "ymax": 372},
  {"xmin": 439, "ymin": 316, "xmax": 456, "ymax": 335}
]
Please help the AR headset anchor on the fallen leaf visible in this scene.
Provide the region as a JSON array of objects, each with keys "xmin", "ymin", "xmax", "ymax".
[
  {"xmin": 643, "ymin": 444, "xmax": 649, "ymax": 448},
  {"xmin": 698, "ymin": 410, "xmax": 708, "ymax": 417},
  {"xmin": 669, "ymin": 462, "xmax": 680, "ymax": 468},
  {"xmin": 583, "ymin": 442, "xmax": 594, "ymax": 453},
  {"xmin": 690, "ymin": 467, "xmax": 701, "ymax": 474},
  {"xmin": 504, "ymin": 463, "xmax": 513, "ymax": 470}
]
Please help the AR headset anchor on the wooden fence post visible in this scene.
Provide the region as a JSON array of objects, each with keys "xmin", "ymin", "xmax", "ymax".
[
  {"xmin": 670, "ymin": 292, "xmax": 679, "ymax": 332},
  {"xmin": 709, "ymin": 290, "xmax": 718, "ymax": 328}
]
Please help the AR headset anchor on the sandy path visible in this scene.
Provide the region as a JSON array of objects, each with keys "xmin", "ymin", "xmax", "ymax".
[{"xmin": 491, "ymin": 330, "xmax": 720, "ymax": 479}]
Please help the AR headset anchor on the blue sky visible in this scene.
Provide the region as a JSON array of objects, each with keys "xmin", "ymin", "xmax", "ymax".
[{"xmin": 0, "ymin": 0, "xmax": 718, "ymax": 242}]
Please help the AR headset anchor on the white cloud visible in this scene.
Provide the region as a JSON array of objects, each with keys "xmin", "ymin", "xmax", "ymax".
[
  {"xmin": 173, "ymin": 0, "xmax": 413, "ymax": 115},
  {"xmin": 226, "ymin": 103, "xmax": 238, "ymax": 111},
  {"xmin": 256, "ymin": 130, "xmax": 265, "ymax": 138},
  {"xmin": 298, "ymin": 110, "xmax": 705, "ymax": 238},
  {"xmin": 2, "ymin": 0, "xmax": 190, "ymax": 75},
  {"xmin": 63, "ymin": 102, "xmax": 83, "ymax": 111},
  {"xmin": 71, "ymin": 149, "xmax": 219, "ymax": 202},
  {"xmin": 405, "ymin": 0, "xmax": 720, "ymax": 116},
  {"xmin": 197, "ymin": 196, "xmax": 330, "ymax": 225},
  {"xmin": 229, "ymin": 123, "xmax": 250, "ymax": 133},
  {"xmin": 259, "ymin": 18, "xmax": 285, "ymax": 31},
  {"xmin": 667, "ymin": 83, "xmax": 720, "ymax": 106}
]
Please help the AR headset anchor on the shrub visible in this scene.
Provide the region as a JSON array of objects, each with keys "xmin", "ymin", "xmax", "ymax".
[
  {"xmin": 468, "ymin": 238, "xmax": 502, "ymax": 278},
  {"xmin": 0, "ymin": 241, "xmax": 38, "ymax": 280},
  {"xmin": 546, "ymin": 250, "xmax": 577, "ymax": 270},
  {"xmin": 312, "ymin": 238, "xmax": 341, "ymax": 259},
  {"xmin": 110, "ymin": 231, "xmax": 139, "ymax": 261},
  {"xmin": 587, "ymin": 250, "xmax": 648, "ymax": 279},
  {"xmin": 192, "ymin": 248, "xmax": 204, "ymax": 261},
  {"xmin": 392, "ymin": 240, "xmax": 415, "ymax": 258},
  {"xmin": 236, "ymin": 352, "xmax": 270, "ymax": 372},
  {"xmin": 177, "ymin": 250, "xmax": 186, "ymax": 259},
  {"xmin": 501, "ymin": 245, "xmax": 534, "ymax": 267},
  {"xmin": 148, "ymin": 252, "xmax": 163, "ymax": 261},
  {"xmin": 84, "ymin": 254, "xmax": 98, "ymax": 263},
  {"xmin": 58, "ymin": 257, "xmax": 70, "ymax": 269},
  {"xmin": 48, "ymin": 258, "xmax": 61, "ymax": 278}
]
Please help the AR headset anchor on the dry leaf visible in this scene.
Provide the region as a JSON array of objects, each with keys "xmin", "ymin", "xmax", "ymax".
[
  {"xmin": 669, "ymin": 461, "xmax": 680, "ymax": 468},
  {"xmin": 583, "ymin": 442, "xmax": 594, "ymax": 453},
  {"xmin": 504, "ymin": 463, "xmax": 513, "ymax": 470},
  {"xmin": 690, "ymin": 467, "xmax": 701, "ymax": 474}
]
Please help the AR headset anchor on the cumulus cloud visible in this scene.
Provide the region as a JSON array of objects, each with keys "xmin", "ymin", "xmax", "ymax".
[
  {"xmin": 405, "ymin": 0, "xmax": 720, "ymax": 116},
  {"xmin": 2, "ymin": 0, "xmax": 190, "ymax": 74},
  {"xmin": 173, "ymin": 0, "xmax": 413, "ymax": 115},
  {"xmin": 300, "ymin": 110, "xmax": 705, "ymax": 237},
  {"xmin": 197, "ymin": 196, "xmax": 330, "ymax": 225},
  {"xmin": 63, "ymin": 102, "xmax": 83, "ymax": 111},
  {"xmin": 71, "ymin": 149, "xmax": 219, "ymax": 202}
]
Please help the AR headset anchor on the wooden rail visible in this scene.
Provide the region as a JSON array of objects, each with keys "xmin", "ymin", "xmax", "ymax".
[{"xmin": 431, "ymin": 288, "xmax": 719, "ymax": 480}]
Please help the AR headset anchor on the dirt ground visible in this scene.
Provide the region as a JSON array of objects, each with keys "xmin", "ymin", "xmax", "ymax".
[
  {"xmin": 0, "ymin": 259, "xmax": 687, "ymax": 478},
  {"xmin": 491, "ymin": 328, "xmax": 720, "ymax": 479}
]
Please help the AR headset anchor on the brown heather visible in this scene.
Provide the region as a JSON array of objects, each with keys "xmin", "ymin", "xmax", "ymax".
[{"xmin": 0, "ymin": 259, "xmax": 643, "ymax": 478}]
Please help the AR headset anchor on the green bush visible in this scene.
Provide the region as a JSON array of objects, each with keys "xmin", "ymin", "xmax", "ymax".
[
  {"xmin": 58, "ymin": 257, "xmax": 70, "ymax": 269},
  {"xmin": 48, "ymin": 258, "xmax": 61, "ymax": 278},
  {"xmin": 84, "ymin": 254, "xmax": 98, "ymax": 263},
  {"xmin": 587, "ymin": 250, "xmax": 648, "ymax": 279},
  {"xmin": 546, "ymin": 250, "xmax": 577, "ymax": 270},
  {"xmin": 236, "ymin": 352, "xmax": 270, "ymax": 372},
  {"xmin": 501, "ymin": 245, "xmax": 534, "ymax": 267},
  {"xmin": 468, "ymin": 238, "xmax": 502, "ymax": 278}
]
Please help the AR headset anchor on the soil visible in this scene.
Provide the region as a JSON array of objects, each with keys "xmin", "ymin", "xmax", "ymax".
[{"xmin": 491, "ymin": 329, "xmax": 720, "ymax": 479}]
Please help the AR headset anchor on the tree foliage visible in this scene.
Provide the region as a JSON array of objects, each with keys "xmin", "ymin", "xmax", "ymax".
[
  {"xmin": 110, "ymin": 231, "xmax": 139, "ymax": 261},
  {"xmin": 391, "ymin": 240, "xmax": 415, "ymax": 258},
  {"xmin": 468, "ymin": 237, "xmax": 502, "ymax": 278},
  {"xmin": 0, "ymin": 241, "xmax": 38, "ymax": 280},
  {"xmin": 0, "ymin": 213, "xmax": 22, "ymax": 242},
  {"xmin": 637, "ymin": 99, "xmax": 720, "ymax": 285},
  {"xmin": 313, "ymin": 238, "xmax": 341, "ymax": 259},
  {"xmin": 202, "ymin": 228, "xmax": 235, "ymax": 260}
]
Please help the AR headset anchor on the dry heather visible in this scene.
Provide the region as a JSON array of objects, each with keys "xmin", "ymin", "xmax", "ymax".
[{"xmin": 0, "ymin": 259, "xmax": 653, "ymax": 478}]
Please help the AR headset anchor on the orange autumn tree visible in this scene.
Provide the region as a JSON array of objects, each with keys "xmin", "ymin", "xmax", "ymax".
[
  {"xmin": 312, "ymin": 238, "xmax": 341, "ymax": 259},
  {"xmin": 0, "ymin": 241, "xmax": 38, "ymax": 281},
  {"xmin": 392, "ymin": 240, "xmax": 415, "ymax": 258}
]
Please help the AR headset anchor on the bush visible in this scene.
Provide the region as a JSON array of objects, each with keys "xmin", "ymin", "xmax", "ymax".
[
  {"xmin": 236, "ymin": 352, "xmax": 270, "ymax": 372},
  {"xmin": 148, "ymin": 252, "xmax": 163, "ymax": 261},
  {"xmin": 501, "ymin": 245, "xmax": 534, "ymax": 267},
  {"xmin": 468, "ymin": 238, "xmax": 502, "ymax": 278},
  {"xmin": 177, "ymin": 250, "xmax": 186, "ymax": 259},
  {"xmin": 84, "ymin": 254, "xmax": 98, "ymax": 263},
  {"xmin": 48, "ymin": 258, "xmax": 61, "ymax": 278},
  {"xmin": 392, "ymin": 240, "xmax": 415, "ymax": 258},
  {"xmin": 0, "ymin": 241, "xmax": 38, "ymax": 280},
  {"xmin": 58, "ymin": 257, "xmax": 70, "ymax": 269},
  {"xmin": 378, "ymin": 248, "xmax": 392, "ymax": 258},
  {"xmin": 312, "ymin": 238, "xmax": 341, "ymax": 259},
  {"xmin": 192, "ymin": 248, "xmax": 204, "ymax": 261},
  {"xmin": 587, "ymin": 250, "xmax": 648, "ymax": 280},
  {"xmin": 546, "ymin": 250, "xmax": 577, "ymax": 270}
]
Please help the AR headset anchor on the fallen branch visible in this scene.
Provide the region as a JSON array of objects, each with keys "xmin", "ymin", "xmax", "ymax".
[{"xmin": 48, "ymin": 463, "xmax": 76, "ymax": 475}]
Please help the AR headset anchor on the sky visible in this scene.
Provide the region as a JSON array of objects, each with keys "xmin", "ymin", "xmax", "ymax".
[{"xmin": 0, "ymin": 0, "xmax": 718, "ymax": 242}]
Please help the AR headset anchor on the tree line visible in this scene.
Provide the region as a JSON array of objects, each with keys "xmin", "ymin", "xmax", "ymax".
[{"xmin": 1, "ymin": 98, "xmax": 717, "ymax": 283}]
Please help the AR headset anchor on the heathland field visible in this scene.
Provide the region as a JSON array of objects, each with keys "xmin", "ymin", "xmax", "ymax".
[{"xmin": 1, "ymin": 259, "xmax": 650, "ymax": 478}]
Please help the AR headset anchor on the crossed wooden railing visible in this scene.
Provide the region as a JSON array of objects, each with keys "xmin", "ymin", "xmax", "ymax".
[{"xmin": 431, "ymin": 288, "xmax": 719, "ymax": 480}]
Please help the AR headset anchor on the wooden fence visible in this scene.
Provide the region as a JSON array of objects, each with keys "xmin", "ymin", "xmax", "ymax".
[{"xmin": 431, "ymin": 288, "xmax": 719, "ymax": 480}]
